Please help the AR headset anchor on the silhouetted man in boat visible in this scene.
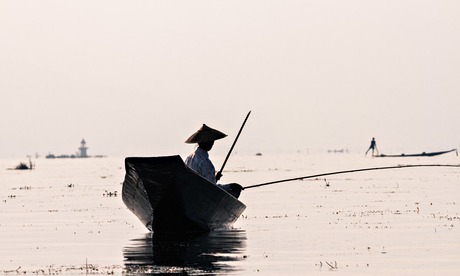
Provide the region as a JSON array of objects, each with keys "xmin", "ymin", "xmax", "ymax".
[
  {"xmin": 185, "ymin": 124, "xmax": 243, "ymax": 198},
  {"xmin": 365, "ymin": 137, "xmax": 379, "ymax": 156}
]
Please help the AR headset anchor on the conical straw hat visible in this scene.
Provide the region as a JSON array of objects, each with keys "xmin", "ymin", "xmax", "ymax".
[{"xmin": 185, "ymin": 124, "xmax": 227, "ymax": 144}]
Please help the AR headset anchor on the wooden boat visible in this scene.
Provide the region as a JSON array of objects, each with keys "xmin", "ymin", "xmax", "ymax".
[
  {"xmin": 122, "ymin": 156, "xmax": 246, "ymax": 232},
  {"xmin": 376, "ymin": 149, "xmax": 457, "ymax": 158}
]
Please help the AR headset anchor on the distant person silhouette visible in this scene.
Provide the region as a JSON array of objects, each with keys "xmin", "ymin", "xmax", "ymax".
[{"xmin": 365, "ymin": 137, "xmax": 379, "ymax": 156}]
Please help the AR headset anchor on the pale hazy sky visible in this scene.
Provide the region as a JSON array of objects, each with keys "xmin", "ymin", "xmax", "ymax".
[{"xmin": 1, "ymin": 1, "xmax": 459, "ymax": 158}]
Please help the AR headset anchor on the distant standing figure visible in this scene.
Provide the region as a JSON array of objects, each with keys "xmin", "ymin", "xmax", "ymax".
[
  {"xmin": 365, "ymin": 137, "xmax": 379, "ymax": 156},
  {"xmin": 185, "ymin": 124, "xmax": 243, "ymax": 198}
]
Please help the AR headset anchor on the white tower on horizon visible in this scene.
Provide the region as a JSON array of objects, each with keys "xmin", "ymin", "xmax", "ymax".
[{"xmin": 78, "ymin": 139, "xmax": 88, "ymax": 158}]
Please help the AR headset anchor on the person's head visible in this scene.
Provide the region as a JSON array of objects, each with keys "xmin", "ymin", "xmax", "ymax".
[
  {"xmin": 198, "ymin": 141, "xmax": 214, "ymax": 152},
  {"xmin": 185, "ymin": 124, "xmax": 227, "ymax": 150}
]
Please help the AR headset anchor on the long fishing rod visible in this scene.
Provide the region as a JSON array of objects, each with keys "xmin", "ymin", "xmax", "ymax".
[
  {"xmin": 216, "ymin": 111, "xmax": 251, "ymax": 181},
  {"xmin": 243, "ymin": 164, "xmax": 460, "ymax": 190}
]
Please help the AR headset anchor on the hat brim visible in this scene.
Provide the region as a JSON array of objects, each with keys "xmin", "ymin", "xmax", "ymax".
[{"xmin": 185, "ymin": 124, "xmax": 227, "ymax": 144}]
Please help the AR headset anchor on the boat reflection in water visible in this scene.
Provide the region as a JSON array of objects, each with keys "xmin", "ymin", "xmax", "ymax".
[{"xmin": 123, "ymin": 229, "xmax": 247, "ymax": 275}]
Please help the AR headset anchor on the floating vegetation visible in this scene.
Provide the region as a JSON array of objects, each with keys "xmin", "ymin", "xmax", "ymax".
[
  {"xmin": 325, "ymin": 261, "xmax": 338, "ymax": 270},
  {"xmin": 226, "ymin": 169, "xmax": 254, "ymax": 173},
  {"xmin": 1, "ymin": 264, "xmax": 122, "ymax": 275},
  {"xmin": 316, "ymin": 261, "xmax": 339, "ymax": 270},
  {"xmin": 6, "ymin": 158, "xmax": 35, "ymax": 170},
  {"xmin": 2, "ymin": 266, "xmax": 21, "ymax": 274},
  {"xmin": 15, "ymin": 162, "xmax": 30, "ymax": 170},
  {"xmin": 103, "ymin": 190, "xmax": 117, "ymax": 197}
]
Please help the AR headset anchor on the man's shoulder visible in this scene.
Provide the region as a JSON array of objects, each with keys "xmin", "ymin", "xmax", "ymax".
[{"xmin": 194, "ymin": 148, "xmax": 209, "ymax": 158}]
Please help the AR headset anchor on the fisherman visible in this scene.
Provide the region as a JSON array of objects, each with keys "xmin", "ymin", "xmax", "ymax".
[
  {"xmin": 365, "ymin": 137, "xmax": 379, "ymax": 156},
  {"xmin": 185, "ymin": 124, "xmax": 243, "ymax": 198}
]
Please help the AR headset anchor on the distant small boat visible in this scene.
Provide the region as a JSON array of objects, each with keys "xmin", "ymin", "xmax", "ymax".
[
  {"xmin": 122, "ymin": 156, "xmax": 246, "ymax": 232},
  {"xmin": 376, "ymin": 149, "xmax": 457, "ymax": 158},
  {"xmin": 45, "ymin": 153, "xmax": 56, "ymax": 159}
]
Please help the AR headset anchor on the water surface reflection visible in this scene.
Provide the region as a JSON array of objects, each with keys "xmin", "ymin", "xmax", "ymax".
[{"xmin": 123, "ymin": 229, "xmax": 247, "ymax": 275}]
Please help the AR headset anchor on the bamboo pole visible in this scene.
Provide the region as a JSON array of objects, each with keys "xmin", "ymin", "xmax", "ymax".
[{"xmin": 216, "ymin": 111, "xmax": 251, "ymax": 181}]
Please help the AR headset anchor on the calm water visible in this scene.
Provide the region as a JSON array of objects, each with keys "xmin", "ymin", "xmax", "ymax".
[{"xmin": 1, "ymin": 153, "xmax": 459, "ymax": 275}]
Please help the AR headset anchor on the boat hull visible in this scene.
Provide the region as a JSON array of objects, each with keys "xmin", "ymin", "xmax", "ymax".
[
  {"xmin": 376, "ymin": 149, "xmax": 457, "ymax": 158},
  {"xmin": 122, "ymin": 156, "xmax": 246, "ymax": 232}
]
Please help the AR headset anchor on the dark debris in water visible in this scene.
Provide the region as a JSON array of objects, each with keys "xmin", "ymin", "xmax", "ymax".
[{"xmin": 103, "ymin": 190, "xmax": 118, "ymax": 197}]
